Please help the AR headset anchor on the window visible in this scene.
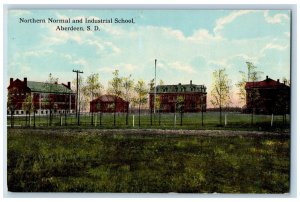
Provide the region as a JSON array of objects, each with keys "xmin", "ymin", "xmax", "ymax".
[
  {"xmin": 21, "ymin": 110, "xmax": 24, "ymax": 114},
  {"xmin": 41, "ymin": 111, "xmax": 44, "ymax": 114}
]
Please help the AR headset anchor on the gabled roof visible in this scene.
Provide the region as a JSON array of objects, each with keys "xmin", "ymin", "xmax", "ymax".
[
  {"xmin": 245, "ymin": 77, "xmax": 289, "ymax": 89},
  {"xmin": 150, "ymin": 83, "xmax": 206, "ymax": 94},
  {"xmin": 27, "ymin": 81, "xmax": 74, "ymax": 94},
  {"xmin": 91, "ymin": 95, "xmax": 128, "ymax": 103}
]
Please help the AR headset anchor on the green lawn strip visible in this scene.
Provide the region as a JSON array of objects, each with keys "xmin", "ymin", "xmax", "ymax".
[{"xmin": 7, "ymin": 129, "xmax": 290, "ymax": 193}]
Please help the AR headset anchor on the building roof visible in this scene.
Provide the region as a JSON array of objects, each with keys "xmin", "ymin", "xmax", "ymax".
[
  {"xmin": 150, "ymin": 82, "xmax": 206, "ymax": 94},
  {"xmin": 245, "ymin": 76, "xmax": 289, "ymax": 89},
  {"xmin": 27, "ymin": 81, "xmax": 74, "ymax": 94},
  {"xmin": 91, "ymin": 95, "xmax": 128, "ymax": 103}
]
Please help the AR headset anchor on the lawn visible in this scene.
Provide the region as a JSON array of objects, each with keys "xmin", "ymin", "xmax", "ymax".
[{"xmin": 7, "ymin": 128, "xmax": 290, "ymax": 193}]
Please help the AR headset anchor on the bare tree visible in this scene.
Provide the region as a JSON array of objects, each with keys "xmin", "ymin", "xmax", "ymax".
[
  {"xmin": 236, "ymin": 62, "xmax": 261, "ymax": 105},
  {"xmin": 122, "ymin": 74, "xmax": 134, "ymax": 125},
  {"xmin": 72, "ymin": 75, "xmax": 86, "ymax": 112},
  {"xmin": 44, "ymin": 73, "xmax": 58, "ymax": 126},
  {"xmin": 108, "ymin": 70, "xmax": 123, "ymax": 126},
  {"xmin": 210, "ymin": 68, "xmax": 231, "ymax": 126}
]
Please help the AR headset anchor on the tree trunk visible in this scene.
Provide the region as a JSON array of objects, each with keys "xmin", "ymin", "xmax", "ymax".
[
  {"xmin": 219, "ymin": 106, "xmax": 222, "ymax": 126},
  {"xmin": 159, "ymin": 110, "xmax": 161, "ymax": 126},
  {"xmin": 100, "ymin": 112, "xmax": 102, "ymax": 125},
  {"xmin": 28, "ymin": 112, "xmax": 31, "ymax": 127},
  {"xmin": 201, "ymin": 107, "xmax": 204, "ymax": 126},
  {"xmin": 180, "ymin": 111, "xmax": 183, "ymax": 126},
  {"xmin": 114, "ymin": 99, "xmax": 116, "ymax": 126},
  {"xmin": 11, "ymin": 111, "xmax": 14, "ymax": 128},
  {"xmin": 33, "ymin": 110, "xmax": 36, "ymax": 128},
  {"xmin": 25, "ymin": 111, "xmax": 28, "ymax": 127},
  {"xmin": 150, "ymin": 108, "xmax": 152, "ymax": 126},
  {"xmin": 126, "ymin": 106, "xmax": 129, "ymax": 125},
  {"xmin": 138, "ymin": 104, "xmax": 141, "ymax": 126},
  {"xmin": 65, "ymin": 110, "xmax": 67, "ymax": 126}
]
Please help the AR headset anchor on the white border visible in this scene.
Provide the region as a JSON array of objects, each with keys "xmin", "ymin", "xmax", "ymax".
[{"xmin": 1, "ymin": 1, "xmax": 298, "ymax": 201}]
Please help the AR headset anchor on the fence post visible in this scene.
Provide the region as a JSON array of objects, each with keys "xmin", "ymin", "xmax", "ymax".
[
  {"xmin": 33, "ymin": 111, "xmax": 36, "ymax": 128},
  {"xmin": 225, "ymin": 114, "xmax": 227, "ymax": 126},
  {"xmin": 271, "ymin": 114, "xmax": 274, "ymax": 127},
  {"xmin": 133, "ymin": 115, "xmax": 135, "ymax": 127},
  {"xmin": 65, "ymin": 112, "xmax": 67, "ymax": 126},
  {"xmin": 100, "ymin": 113, "xmax": 102, "ymax": 126},
  {"xmin": 95, "ymin": 113, "xmax": 97, "ymax": 126},
  {"xmin": 174, "ymin": 114, "xmax": 176, "ymax": 127},
  {"xmin": 60, "ymin": 113, "xmax": 62, "ymax": 126},
  {"xmin": 29, "ymin": 113, "xmax": 31, "ymax": 127}
]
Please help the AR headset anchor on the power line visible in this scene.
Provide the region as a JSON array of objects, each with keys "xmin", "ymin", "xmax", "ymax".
[{"xmin": 73, "ymin": 69, "xmax": 83, "ymax": 125}]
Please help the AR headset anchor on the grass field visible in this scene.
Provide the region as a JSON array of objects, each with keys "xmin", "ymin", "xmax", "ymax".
[
  {"xmin": 7, "ymin": 128, "xmax": 290, "ymax": 193},
  {"xmin": 7, "ymin": 112, "xmax": 290, "ymax": 131}
]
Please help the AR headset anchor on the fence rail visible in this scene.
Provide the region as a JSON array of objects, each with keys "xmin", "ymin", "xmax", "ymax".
[{"xmin": 6, "ymin": 111, "xmax": 290, "ymax": 130}]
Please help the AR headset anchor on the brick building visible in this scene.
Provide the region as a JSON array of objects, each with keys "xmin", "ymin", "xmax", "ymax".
[
  {"xmin": 245, "ymin": 76, "xmax": 290, "ymax": 114},
  {"xmin": 149, "ymin": 80, "xmax": 207, "ymax": 113},
  {"xmin": 7, "ymin": 77, "xmax": 76, "ymax": 115},
  {"xmin": 90, "ymin": 95, "xmax": 129, "ymax": 113}
]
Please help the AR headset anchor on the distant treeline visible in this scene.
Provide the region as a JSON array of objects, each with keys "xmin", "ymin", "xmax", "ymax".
[{"xmin": 207, "ymin": 107, "xmax": 242, "ymax": 113}]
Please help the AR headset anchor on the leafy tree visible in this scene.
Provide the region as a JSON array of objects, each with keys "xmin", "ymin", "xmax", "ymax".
[
  {"xmin": 82, "ymin": 73, "xmax": 103, "ymax": 125},
  {"xmin": 155, "ymin": 95, "xmax": 162, "ymax": 125},
  {"xmin": 123, "ymin": 74, "xmax": 134, "ymax": 125},
  {"xmin": 82, "ymin": 73, "xmax": 103, "ymax": 103},
  {"xmin": 44, "ymin": 73, "xmax": 58, "ymax": 126},
  {"xmin": 7, "ymin": 87, "xmax": 18, "ymax": 128},
  {"xmin": 22, "ymin": 94, "xmax": 34, "ymax": 127},
  {"xmin": 176, "ymin": 95, "xmax": 185, "ymax": 126},
  {"xmin": 134, "ymin": 80, "xmax": 148, "ymax": 126},
  {"xmin": 200, "ymin": 95, "xmax": 206, "ymax": 126},
  {"xmin": 210, "ymin": 68, "xmax": 231, "ymax": 126},
  {"xmin": 148, "ymin": 79, "xmax": 155, "ymax": 125},
  {"xmin": 108, "ymin": 70, "xmax": 123, "ymax": 126}
]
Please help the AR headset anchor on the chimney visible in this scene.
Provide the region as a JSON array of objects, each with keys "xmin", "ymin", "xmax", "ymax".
[
  {"xmin": 24, "ymin": 77, "xmax": 27, "ymax": 86},
  {"xmin": 54, "ymin": 81, "xmax": 58, "ymax": 84},
  {"xmin": 190, "ymin": 80, "xmax": 192, "ymax": 85},
  {"xmin": 10, "ymin": 78, "xmax": 13, "ymax": 86},
  {"xmin": 67, "ymin": 82, "xmax": 71, "ymax": 89},
  {"xmin": 277, "ymin": 79, "xmax": 280, "ymax": 83},
  {"xmin": 178, "ymin": 83, "xmax": 181, "ymax": 85},
  {"xmin": 266, "ymin": 76, "xmax": 269, "ymax": 80}
]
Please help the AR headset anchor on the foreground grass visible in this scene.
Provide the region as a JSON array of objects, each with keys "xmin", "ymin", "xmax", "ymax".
[{"xmin": 7, "ymin": 129, "xmax": 290, "ymax": 193}]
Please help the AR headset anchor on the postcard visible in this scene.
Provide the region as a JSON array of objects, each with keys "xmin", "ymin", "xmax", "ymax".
[{"xmin": 5, "ymin": 8, "xmax": 291, "ymax": 194}]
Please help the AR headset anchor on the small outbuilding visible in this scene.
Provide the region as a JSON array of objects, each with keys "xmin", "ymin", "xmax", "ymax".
[{"xmin": 90, "ymin": 95, "xmax": 129, "ymax": 113}]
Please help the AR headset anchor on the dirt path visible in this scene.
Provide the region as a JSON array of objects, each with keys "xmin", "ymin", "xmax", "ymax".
[{"xmin": 8, "ymin": 128, "xmax": 290, "ymax": 137}]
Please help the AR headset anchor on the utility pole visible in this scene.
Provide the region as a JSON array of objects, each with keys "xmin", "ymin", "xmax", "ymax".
[
  {"xmin": 73, "ymin": 69, "xmax": 83, "ymax": 125},
  {"xmin": 154, "ymin": 59, "xmax": 157, "ymax": 115}
]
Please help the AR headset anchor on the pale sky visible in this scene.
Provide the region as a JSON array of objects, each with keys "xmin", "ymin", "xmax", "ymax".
[{"xmin": 7, "ymin": 9, "xmax": 291, "ymax": 107}]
